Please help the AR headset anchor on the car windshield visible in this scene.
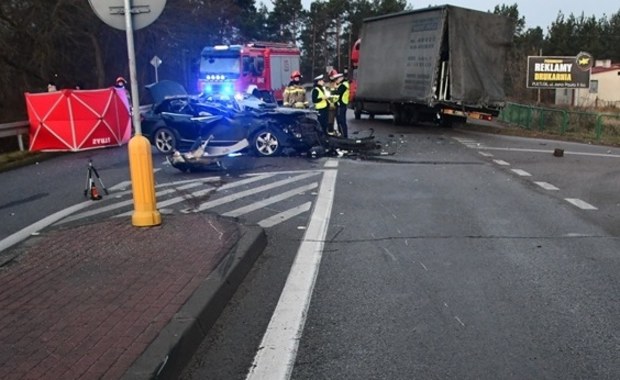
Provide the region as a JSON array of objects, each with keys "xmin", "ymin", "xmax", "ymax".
[{"xmin": 199, "ymin": 57, "xmax": 240, "ymax": 74}]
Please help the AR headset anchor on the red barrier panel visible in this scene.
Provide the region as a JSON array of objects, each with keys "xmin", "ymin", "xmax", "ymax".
[{"xmin": 25, "ymin": 88, "xmax": 131, "ymax": 152}]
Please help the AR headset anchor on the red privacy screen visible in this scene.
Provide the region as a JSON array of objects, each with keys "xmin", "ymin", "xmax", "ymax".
[{"xmin": 25, "ymin": 88, "xmax": 131, "ymax": 152}]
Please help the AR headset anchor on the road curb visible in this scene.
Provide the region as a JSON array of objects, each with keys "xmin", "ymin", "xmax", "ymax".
[
  {"xmin": 0, "ymin": 152, "xmax": 61, "ymax": 173},
  {"xmin": 121, "ymin": 224, "xmax": 267, "ymax": 380}
]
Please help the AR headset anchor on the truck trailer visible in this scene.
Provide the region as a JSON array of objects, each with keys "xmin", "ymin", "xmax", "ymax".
[{"xmin": 351, "ymin": 5, "xmax": 513, "ymax": 126}]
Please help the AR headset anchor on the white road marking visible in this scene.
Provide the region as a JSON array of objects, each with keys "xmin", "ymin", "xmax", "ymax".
[
  {"xmin": 478, "ymin": 151, "xmax": 493, "ymax": 157},
  {"xmin": 565, "ymin": 198, "xmax": 598, "ymax": 210},
  {"xmin": 258, "ymin": 202, "xmax": 312, "ymax": 228},
  {"xmin": 244, "ymin": 170, "xmax": 323, "ymax": 176},
  {"xmin": 197, "ymin": 172, "xmax": 320, "ymax": 211},
  {"xmin": 117, "ymin": 175, "xmax": 294, "ymax": 217},
  {"xmin": 223, "ymin": 183, "xmax": 318, "ymax": 218},
  {"xmin": 383, "ymin": 247, "xmax": 397, "ymax": 261},
  {"xmin": 108, "ymin": 180, "xmax": 132, "ymax": 191},
  {"xmin": 62, "ymin": 183, "xmax": 206, "ymax": 223},
  {"xmin": 155, "ymin": 188, "xmax": 214, "ymax": 209},
  {"xmin": 219, "ymin": 173, "xmax": 278, "ymax": 190},
  {"xmin": 153, "ymin": 176, "xmax": 222, "ymax": 189},
  {"xmin": 324, "ymin": 159, "xmax": 339, "ymax": 168},
  {"xmin": 419, "ymin": 262, "xmax": 428, "ymax": 271},
  {"xmin": 479, "ymin": 146, "xmax": 620, "ymax": 158},
  {"xmin": 246, "ymin": 169, "xmax": 337, "ymax": 380},
  {"xmin": 493, "ymin": 159, "xmax": 510, "ymax": 166},
  {"xmin": 0, "ymin": 201, "xmax": 93, "ymax": 253},
  {"xmin": 511, "ymin": 169, "xmax": 532, "ymax": 176},
  {"xmin": 534, "ymin": 181, "xmax": 559, "ymax": 191},
  {"xmin": 455, "ymin": 316, "xmax": 466, "ymax": 327}
]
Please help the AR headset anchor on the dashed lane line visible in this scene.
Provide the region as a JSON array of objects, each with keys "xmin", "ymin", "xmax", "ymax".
[
  {"xmin": 493, "ymin": 159, "xmax": 510, "ymax": 166},
  {"xmin": 511, "ymin": 169, "xmax": 532, "ymax": 177},
  {"xmin": 534, "ymin": 181, "xmax": 560, "ymax": 191},
  {"xmin": 565, "ymin": 198, "xmax": 598, "ymax": 210},
  {"xmin": 478, "ymin": 146, "xmax": 620, "ymax": 159}
]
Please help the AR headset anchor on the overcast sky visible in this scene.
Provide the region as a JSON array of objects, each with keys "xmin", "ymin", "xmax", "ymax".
[{"xmin": 291, "ymin": 1, "xmax": 619, "ymax": 31}]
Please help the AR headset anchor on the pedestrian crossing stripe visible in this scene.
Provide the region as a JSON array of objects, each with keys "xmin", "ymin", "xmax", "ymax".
[{"xmin": 56, "ymin": 170, "xmax": 324, "ymax": 229}]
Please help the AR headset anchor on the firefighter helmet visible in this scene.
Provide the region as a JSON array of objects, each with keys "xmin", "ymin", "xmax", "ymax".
[
  {"xmin": 115, "ymin": 76, "xmax": 127, "ymax": 85},
  {"xmin": 291, "ymin": 70, "xmax": 302, "ymax": 79},
  {"xmin": 328, "ymin": 69, "xmax": 339, "ymax": 80}
]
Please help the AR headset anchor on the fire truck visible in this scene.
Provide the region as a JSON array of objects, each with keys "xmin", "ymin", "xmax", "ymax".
[{"xmin": 197, "ymin": 42, "xmax": 300, "ymax": 103}]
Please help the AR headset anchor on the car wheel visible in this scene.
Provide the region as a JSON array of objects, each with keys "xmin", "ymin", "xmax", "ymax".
[
  {"xmin": 153, "ymin": 127, "xmax": 177, "ymax": 154},
  {"xmin": 252, "ymin": 129, "xmax": 282, "ymax": 157}
]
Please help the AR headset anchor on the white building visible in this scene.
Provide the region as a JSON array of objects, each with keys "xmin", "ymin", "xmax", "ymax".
[{"xmin": 555, "ymin": 59, "xmax": 620, "ymax": 108}]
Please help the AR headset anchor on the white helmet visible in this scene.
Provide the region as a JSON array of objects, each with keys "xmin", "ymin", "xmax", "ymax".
[{"xmin": 246, "ymin": 85, "xmax": 258, "ymax": 95}]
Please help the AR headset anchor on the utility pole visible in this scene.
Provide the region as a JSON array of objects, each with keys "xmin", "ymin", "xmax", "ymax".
[{"xmin": 537, "ymin": 48, "xmax": 542, "ymax": 104}]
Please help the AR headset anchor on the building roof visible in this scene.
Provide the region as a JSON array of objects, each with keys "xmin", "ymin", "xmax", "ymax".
[{"xmin": 592, "ymin": 64, "xmax": 620, "ymax": 74}]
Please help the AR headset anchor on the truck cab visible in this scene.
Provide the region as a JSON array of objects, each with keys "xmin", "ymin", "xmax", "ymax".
[{"xmin": 198, "ymin": 42, "xmax": 301, "ymax": 103}]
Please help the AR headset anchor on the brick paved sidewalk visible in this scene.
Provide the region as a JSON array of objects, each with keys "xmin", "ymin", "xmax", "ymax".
[{"xmin": 0, "ymin": 213, "xmax": 264, "ymax": 379}]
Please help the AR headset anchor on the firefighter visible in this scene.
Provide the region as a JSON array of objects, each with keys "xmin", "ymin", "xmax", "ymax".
[
  {"xmin": 311, "ymin": 74, "xmax": 329, "ymax": 134},
  {"xmin": 327, "ymin": 70, "xmax": 341, "ymax": 134},
  {"xmin": 114, "ymin": 76, "xmax": 131, "ymax": 103},
  {"xmin": 283, "ymin": 71, "xmax": 307, "ymax": 108},
  {"xmin": 332, "ymin": 72, "xmax": 349, "ymax": 138}
]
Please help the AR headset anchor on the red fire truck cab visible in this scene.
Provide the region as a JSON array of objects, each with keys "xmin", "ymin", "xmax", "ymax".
[{"xmin": 197, "ymin": 42, "xmax": 300, "ymax": 103}]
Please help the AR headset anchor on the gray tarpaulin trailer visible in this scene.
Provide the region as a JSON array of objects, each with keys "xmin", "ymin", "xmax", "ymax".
[{"xmin": 353, "ymin": 5, "xmax": 513, "ymax": 126}]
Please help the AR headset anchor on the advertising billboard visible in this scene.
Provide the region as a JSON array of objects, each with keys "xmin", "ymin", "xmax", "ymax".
[{"xmin": 527, "ymin": 53, "xmax": 593, "ymax": 89}]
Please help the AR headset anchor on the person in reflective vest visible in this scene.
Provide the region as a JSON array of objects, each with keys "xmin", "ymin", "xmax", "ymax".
[
  {"xmin": 283, "ymin": 71, "xmax": 308, "ymax": 108},
  {"xmin": 311, "ymin": 74, "xmax": 329, "ymax": 134},
  {"xmin": 332, "ymin": 73, "xmax": 349, "ymax": 138}
]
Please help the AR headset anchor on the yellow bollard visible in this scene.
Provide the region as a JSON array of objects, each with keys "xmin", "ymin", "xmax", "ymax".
[{"xmin": 128, "ymin": 134, "xmax": 161, "ymax": 226}]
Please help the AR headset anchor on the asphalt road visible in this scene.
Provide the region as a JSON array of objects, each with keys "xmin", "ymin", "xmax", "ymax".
[
  {"xmin": 1, "ymin": 114, "xmax": 619, "ymax": 379},
  {"xmin": 180, "ymin": 116, "xmax": 620, "ymax": 380}
]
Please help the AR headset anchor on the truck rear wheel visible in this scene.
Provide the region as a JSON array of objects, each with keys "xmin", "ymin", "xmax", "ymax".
[
  {"xmin": 440, "ymin": 115, "xmax": 467, "ymax": 128},
  {"xmin": 393, "ymin": 108, "xmax": 404, "ymax": 125},
  {"xmin": 354, "ymin": 103, "xmax": 362, "ymax": 120}
]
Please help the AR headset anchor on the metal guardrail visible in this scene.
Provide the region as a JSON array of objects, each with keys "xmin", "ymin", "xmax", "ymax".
[
  {"xmin": 0, "ymin": 106, "xmax": 151, "ymax": 153},
  {"xmin": 0, "ymin": 120, "xmax": 29, "ymax": 151}
]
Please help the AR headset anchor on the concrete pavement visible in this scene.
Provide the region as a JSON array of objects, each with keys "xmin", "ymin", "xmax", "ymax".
[{"xmin": 0, "ymin": 213, "xmax": 266, "ymax": 379}]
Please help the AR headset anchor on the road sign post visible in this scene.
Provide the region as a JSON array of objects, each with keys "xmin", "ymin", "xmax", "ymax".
[
  {"xmin": 150, "ymin": 56, "xmax": 162, "ymax": 83},
  {"xmin": 89, "ymin": 0, "xmax": 165, "ymax": 227}
]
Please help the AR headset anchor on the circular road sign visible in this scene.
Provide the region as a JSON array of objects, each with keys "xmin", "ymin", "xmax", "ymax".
[{"xmin": 89, "ymin": 0, "xmax": 166, "ymax": 31}]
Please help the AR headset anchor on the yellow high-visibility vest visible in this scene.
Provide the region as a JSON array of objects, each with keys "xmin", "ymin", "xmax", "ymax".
[
  {"xmin": 341, "ymin": 81, "xmax": 350, "ymax": 105},
  {"xmin": 314, "ymin": 87, "xmax": 328, "ymax": 110}
]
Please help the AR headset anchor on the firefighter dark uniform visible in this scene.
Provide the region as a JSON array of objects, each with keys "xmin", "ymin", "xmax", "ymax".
[
  {"xmin": 311, "ymin": 75, "xmax": 329, "ymax": 134},
  {"xmin": 333, "ymin": 73, "xmax": 349, "ymax": 138}
]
